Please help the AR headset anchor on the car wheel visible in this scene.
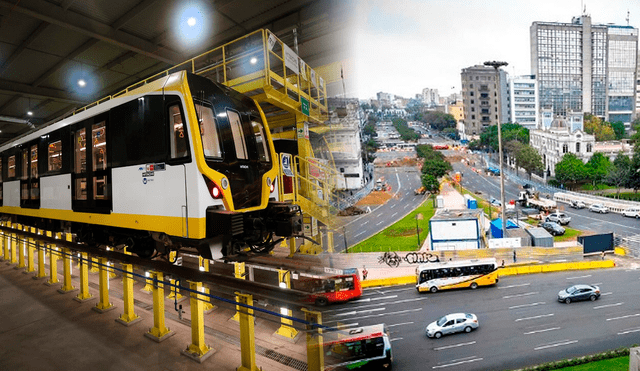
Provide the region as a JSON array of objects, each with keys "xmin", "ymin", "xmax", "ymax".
[
  {"xmin": 464, "ymin": 326, "xmax": 472, "ymax": 333},
  {"xmin": 470, "ymin": 282, "xmax": 478, "ymax": 290},
  {"xmin": 315, "ymin": 297, "xmax": 329, "ymax": 306},
  {"xmin": 545, "ymin": 218, "xmax": 549, "ymax": 222},
  {"xmin": 565, "ymin": 298, "xmax": 571, "ymax": 304},
  {"xmin": 590, "ymin": 295, "xmax": 597, "ymax": 301},
  {"xmin": 636, "ymin": 215, "xmax": 639, "ymax": 219},
  {"xmin": 430, "ymin": 286, "xmax": 438, "ymax": 293},
  {"xmin": 434, "ymin": 332, "xmax": 442, "ymax": 339}
]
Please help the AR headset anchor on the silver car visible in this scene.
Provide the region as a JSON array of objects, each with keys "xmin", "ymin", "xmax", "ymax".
[
  {"xmin": 588, "ymin": 204, "xmax": 608, "ymax": 214},
  {"xmin": 558, "ymin": 284, "xmax": 600, "ymax": 304},
  {"xmin": 622, "ymin": 208, "xmax": 640, "ymax": 218},
  {"xmin": 426, "ymin": 313, "xmax": 478, "ymax": 339}
]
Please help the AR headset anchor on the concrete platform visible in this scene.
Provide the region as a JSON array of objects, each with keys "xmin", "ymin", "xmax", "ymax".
[{"xmin": 0, "ymin": 263, "xmax": 307, "ymax": 371}]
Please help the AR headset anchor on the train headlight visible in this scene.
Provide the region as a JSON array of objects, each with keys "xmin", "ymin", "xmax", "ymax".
[
  {"xmin": 220, "ymin": 177, "xmax": 229, "ymax": 190},
  {"xmin": 267, "ymin": 177, "xmax": 275, "ymax": 193},
  {"xmin": 203, "ymin": 176, "xmax": 223, "ymax": 199}
]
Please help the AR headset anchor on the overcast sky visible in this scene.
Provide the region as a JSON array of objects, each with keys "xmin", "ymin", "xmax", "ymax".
[{"xmin": 350, "ymin": 0, "xmax": 638, "ymax": 100}]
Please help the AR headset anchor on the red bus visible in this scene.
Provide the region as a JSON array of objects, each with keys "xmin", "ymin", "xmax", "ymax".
[{"xmin": 293, "ymin": 268, "xmax": 363, "ymax": 306}]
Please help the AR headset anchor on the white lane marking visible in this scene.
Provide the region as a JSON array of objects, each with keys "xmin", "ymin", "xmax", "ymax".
[
  {"xmin": 434, "ymin": 341, "xmax": 476, "ymax": 351},
  {"xmin": 351, "ymin": 295, "xmax": 399, "ymax": 303},
  {"xmin": 498, "ymin": 283, "xmax": 531, "ymax": 289},
  {"xmin": 601, "ymin": 292, "xmax": 613, "ymax": 296},
  {"xmin": 432, "ymin": 357, "xmax": 483, "ymax": 369},
  {"xmin": 339, "ymin": 308, "xmax": 423, "ymax": 321},
  {"xmin": 376, "ymin": 221, "xmax": 384, "ymax": 226},
  {"xmin": 362, "ymin": 221, "xmax": 368, "ymax": 225},
  {"xmin": 337, "ymin": 323, "xmax": 358, "ymax": 328},
  {"xmin": 566, "ymin": 274, "xmax": 591, "ymax": 280},
  {"xmin": 515, "ymin": 313, "xmax": 554, "ymax": 322},
  {"xmin": 503, "ymin": 291, "xmax": 539, "ymax": 299},
  {"xmin": 364, "ymin": 287, "xmax": 416, "ymax": 294},
  {"xmin": 404, "ymin": 204, "xmax": 409, "ymax": 208},
  {"xmin": 354, "ymin": 231, "xmax": 365, "ymax": 238},
  {"xmin": 534, "ymin": 340, "xmax": 578, "ymax": 351},
  {"xmin": 332, "ymin": 307, "xmax": 386, "ymax": 317},
  {"xmin": 593, "ymin": 302, "xmax": 624, "ymax": 309},
  {"xmin": 590, "ymin": 282, "xmax": 602, "ymax": 286},
  {"xmin": 509, "ymin": 302, "xmax": 546, "ymax": 310},
  {"xmin": 524, "ymin": 327, "xmax": 561, "ymax": 335},
  {"xmin": 618, "ymin": 327, "xmax": 640, "ymax": 335},
  {"xmin": 390, "ymin": 204, "xmax": 396, "ymax": 209},
  {"xmin": 391, "ymin": 212, "xmax": 398, "ymax": 217},
  {"xmin": 387, "ymin": 322, "xmax": 414, "ymax": 328},
  {"xmin": 607, "ymin": 313, "xmax": 640, "ymax": 321},
  {"xmin": 390, "ymin": 337, "xmax": 403, "ymax": 342}
]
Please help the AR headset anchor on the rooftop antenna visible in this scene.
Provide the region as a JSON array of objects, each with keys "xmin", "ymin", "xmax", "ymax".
[{"xmin": 626, "ymin": 10, "xmax": 630, "ymax": 26}]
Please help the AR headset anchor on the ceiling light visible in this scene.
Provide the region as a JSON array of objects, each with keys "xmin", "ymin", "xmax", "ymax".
[
  {"xmin": 27, "ymin": 111, "xmax": 33, "ymax": 116},
  {"xmin": 187, "ymin": 17, "xmax": 196, "ymax": 27},
  {"xmin": 250, "ymin": 57, "xmax": 258, "ymax": 64},
  {"xmin": 78, "ymin": 79, "xmax": 86, "ymax": 87}
]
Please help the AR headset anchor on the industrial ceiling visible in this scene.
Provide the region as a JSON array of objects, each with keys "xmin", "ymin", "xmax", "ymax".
[{"xmin": 0, "ymin": 0, "xmax": 353, "ymax": 145}]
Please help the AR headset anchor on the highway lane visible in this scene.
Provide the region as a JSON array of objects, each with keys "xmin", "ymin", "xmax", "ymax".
[
  {"xmin": 319, "ymin": 268, "xmax": 640, "ymax": 370},
  {"xmin": 335, "ymin": 165, "xmax": 425, "ymax": 251}
]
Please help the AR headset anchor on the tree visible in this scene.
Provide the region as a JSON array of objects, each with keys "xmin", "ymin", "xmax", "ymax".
[
  {"xmin": 585, "ymin": 152, "xmax": 611, "ymax": 186},
  {"xmin": 515, "ymin": 144, "xmax": 543, "ymax": 180},
  {"xmin": 417, "ymin": 111, "xmax": 456, "ymax": 131},
  {"xmin": 392, "ymin": 118, "xmax": 419, "ymax": 141},
  {"xmin": 584, "ymin": 114, "xmax": 615, "ymax": 141},
  {"xmin": 554, "ymin": 153, "xmax": 587, "ymax": 190},
  {"xmin": 629, "ymin": 151, "xmax": 640, "ymax": 193},
  {"xmin": 606, "ymin": 152, "xmax": 631, "ymax": 198},
  {"xmin": 421, "ymin": 158, "xmax": 452, "ymax": 178},
  {"xmin": 611, "ymin": 121, "xmax": 626, "ymax": 140},
  {"xmin": 421, "ymin": 174, "xmax": 440, "ymax": 194},
  {"xmin": 479, "ymin": 123, "xmax": 529, "ymax": 152}
]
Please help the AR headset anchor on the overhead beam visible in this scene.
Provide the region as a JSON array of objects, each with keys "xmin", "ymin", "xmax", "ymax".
[
  {"xmin": 0, "ymin": 79, "xmax": 87, "ymax": 105},
  {"xmin": 0, "ymin": 0, "xmax": 183, "ymax": 65},
  {"xmin": 0, "ymin": 21, "xmax": 50, "ymax": 74}
]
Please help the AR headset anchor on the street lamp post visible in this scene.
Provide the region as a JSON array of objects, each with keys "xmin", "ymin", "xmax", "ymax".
[{"xmin": 484, "ymin": 61, "xmax": 508, "ymax": 235}]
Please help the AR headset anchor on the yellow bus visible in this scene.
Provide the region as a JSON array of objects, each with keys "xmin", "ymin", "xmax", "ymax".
[{"xmin": 416, "ymin": 258, "xmax": 499, "ymax": 293}]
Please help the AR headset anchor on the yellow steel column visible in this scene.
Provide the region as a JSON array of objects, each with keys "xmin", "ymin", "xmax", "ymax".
[
  {"xmin": 140, "ymin": 271, "xmax": 154, "ymax": 293},
  {"xmin": 302, "ymin": 308, "xmax": 324, "ymax": 371},
  {"xmin": 8, "ymin": 222, "xmax": 17, "ymax": 264},
  {"xmin": 58, "ymin": 233, "xmax": 76, "ymax": 294},
  {"xmin": 116, "ymin": 248, "xmax": 141, "ymax": 326},
  {"xmin": 275, "ymin": 270, "xmax": 299, "ymax": 340},
  {"xmin": 236, "ymin": 293, "xmax": 260, "ymax": 371},
  {"xmin": 327, "ymin": 230, "xmax": 335, "ymax": 253},
  {"xmin": 74, "ymin": 252, "xmax": 92, "ymax": 301},
  {"xmin": 34, "ymin": 229, "xmax": 47, "ymax": 279},
  {"xmin": 90, "ymin": 256, "xmax": 99, "ymax": 273},
  {"xmin": 288, "ymin": 237, "xmax": 296, "ymax": 258},
  {"xmin": 16, "ymin": 225, "xmax": 26, "ymax": 269},
  {"xmin": 231, "ymin": 262, "xmax": 246, "ymax": 322},
  {"xmin": 25, "ymin": 227, "xmax": 36, "ymax": 273},
  {"xmin": 46, "ymin": 231, "xmax": 59, "ymax": 286},
  {"xmin": 0, "ymin": 221, "xmax": 4, "ymax": 261},
  {"xmin": 145, "ymin": 271, "xmax": 175, "ymax": 342},
  {"xmin": 93, "ymin": 257, "xmax": 115, "ymax": 313},
  {"xmin": 166, "ymin": 277, "xmax": 185, "ymax": 302},
  {"xmin": 180, "ymin": 281, "xmax": 213, "ymax": 362},
  {"xmin": 198, "ymin": 257, "xmax": 215, "ymax": 312}
]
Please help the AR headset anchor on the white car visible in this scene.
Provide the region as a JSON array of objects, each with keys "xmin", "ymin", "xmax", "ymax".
[
  {"xmin": 622, "ymin": 208, "xmax": 640, "ymax": 218},
  {"xmin": 588, "ymin": 204, "xmax": 609, "ymax": 214},
  {"xmin": 426, "ymin": 313, "xmax": 479, "ymax": 339}
]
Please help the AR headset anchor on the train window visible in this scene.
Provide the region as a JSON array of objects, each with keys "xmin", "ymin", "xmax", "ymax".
[
  {"xmin": 30, "ymin": 145, "xmax": 38, "ymax": 178},
  {"xmin": 251, "ymin": 119, "xmax": 270, "ymax": 162},
  {"xmin": 227, "ymin": 110, "xmax": 248, "ymax": 160},
  {"xmin": 92, "ymin": 122, "xmax": 106, "ymax": 171},
  {"xmin": 48, "ymin": 140, "xmax": 62, "ymax": 171},
  {"xmin": 74, "ymin": 128, "xmax": 87, "ymax": 200},
  {"xmin": 195, "ymin": 102, "xmax": 222, "ymax": 158},
  {"xmin": 169, "ymin": 104, "xmax": 188, "ymax": 159},
  {"xmin": 0, "ymin": 160, "xmax": 2, "ymax": 182},
  {"xmin": 21, "ymin": 149, "xmax": 28, "ymax": 180},
  {"xmin": 8, "ymin": 155, "xmax": 15, "ymax": 178}
]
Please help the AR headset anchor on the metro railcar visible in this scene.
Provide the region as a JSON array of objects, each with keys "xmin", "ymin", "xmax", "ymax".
[{"xmin": 0, "ymin": 71, "xmax": 302, "ymax": 259}]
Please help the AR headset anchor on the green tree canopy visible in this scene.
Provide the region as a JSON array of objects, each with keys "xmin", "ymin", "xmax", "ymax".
[
  {"xmin": 606, "ymin": 152, "xmax": 632, "ymax": 196},
  {"xmin": 392, "ymin": 118, "xmax": 420, "ymax": 141},
  {"xmin": 421, "ymin": 174, "xmax": 440, "ymax": 194},
  {"xmin": 585, "ymin": 152, "xmax": 612, "ymax": 186},
  {"xmin": 479, "ymin": 123, "xmax": 529, "ymax": 152},
  {"xmin": 421, "ymin": 158, "xmax": 452, "ymax": 178},
  {"xmin": 611, "ymin": 121, "xmax": 626, "ymax": 140},
  {"xmin": 555, "ymin": 153, "xmax": 587, "ymax": 189},
  {"xmin": 417, "ymin": 111, "xmax": 456, "ymax": 131},
  {"xmin": 515, "ymin": 144, "xmax": 543, "ymax": 180}
]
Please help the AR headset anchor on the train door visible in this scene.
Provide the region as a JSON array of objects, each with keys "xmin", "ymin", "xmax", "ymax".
[
  {"xmin": 20, "ymin": 142, "xmax": 40, "ymax": 208},
  {"xmin": 72, "ymin": 114, "xmax": 111, "ymax": 213}
]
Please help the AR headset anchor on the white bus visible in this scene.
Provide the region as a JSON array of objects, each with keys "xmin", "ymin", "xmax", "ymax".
[
  {"xmin": 323, "ymin": 324, "xmax": 393, "ymax": 370},
  {"xmin": 416, "ymin": 258, "xmax": 499, "ymax": 293}
]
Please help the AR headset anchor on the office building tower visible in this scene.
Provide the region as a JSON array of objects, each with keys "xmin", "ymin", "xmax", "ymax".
[
  {"xmin": 461, "ymin": 65, "xmax": 508, "ymax": 137},
  {"xmin": 507, "ymin": 75, "xmax": 539, "ymax": 130}
]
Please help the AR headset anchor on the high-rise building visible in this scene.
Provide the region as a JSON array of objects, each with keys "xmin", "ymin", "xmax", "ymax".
[
  {"xmin": 422, "ymin": 88, "xmax": 440, "ymax": 107},
  {"xmin": 531, "ymin": 15, "xmax": 638, "ymax": 129},
  {"xmin": 460, "ymin": 65, "xmax": 508, "ymax": 136},
  {"xmin": 507, "ymin": 75, "xmax": 539, "ymax": 130}
]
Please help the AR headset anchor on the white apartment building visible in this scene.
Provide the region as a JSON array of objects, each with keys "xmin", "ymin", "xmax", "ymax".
[
  {"xmin": 507, "ymin": 75, "xmax": 539, "ymax": 130},
  {"xmin": 422, "ymin": 88, "xmax": 440, "ymax": 107}
]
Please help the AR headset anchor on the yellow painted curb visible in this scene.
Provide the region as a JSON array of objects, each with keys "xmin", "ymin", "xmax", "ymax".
[
  {"xmin": 498, "ymin": 260, "xmax": 614, "ymax": 277},
  {"xmin": 614, "ymin": 247, "xmax": 626, "ymax": 256},
  {"xmin": 361, "ymin": 276, "xmax": 415, "ymax": 288}
]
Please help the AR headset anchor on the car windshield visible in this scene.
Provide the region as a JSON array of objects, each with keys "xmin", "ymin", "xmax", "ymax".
[
  {"xmin": 436, "ymin": 316, "xmax": 448, "ymax": 326},
  {"xmin": 566, "ymin": 286, "xmax": 577, "ymax": 294}
]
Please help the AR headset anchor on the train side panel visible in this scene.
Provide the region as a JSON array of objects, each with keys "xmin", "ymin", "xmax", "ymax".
[{"xmin": 41, "ymin": 174, "xmax": 72, "ymax": 210}]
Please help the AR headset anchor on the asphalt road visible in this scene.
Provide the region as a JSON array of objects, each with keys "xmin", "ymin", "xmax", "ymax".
[{"xmin": 319, "ymin": 268, "xmax": 640, "ymax": 370}]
